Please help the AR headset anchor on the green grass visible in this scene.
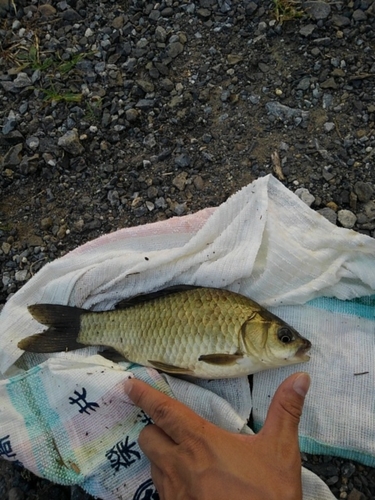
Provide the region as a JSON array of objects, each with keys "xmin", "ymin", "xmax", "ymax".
[
  {"xmin": 84, "ymin": 98, "xmax": 103, "ymax": 123},
  {"xmin": 41, "ymin": 85, "xmax": 82, "ymax": 104},
  {"xmin": 273, "ymin": 0, "xmax": 304, "ymax": 22}
]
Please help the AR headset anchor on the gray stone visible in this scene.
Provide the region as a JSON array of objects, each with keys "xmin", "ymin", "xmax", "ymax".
[
  {"xmin": 0, "ymin": 0, "xmax": 13, "ymax": 17},
  {"xmin": 112, "ymin": 15, "xmax": 124, "ymax": 29},
  {"xmin": 303, "ymin": 1, "xmax": 331, "ymax": 20},
  {"xmin": 325, "ymin": 476, "xmax": 339, "ymax": 486},
  {"xmin": 13, "ymin": 72, "xmax": 32, "ymax": 88},
  {"xmin": 135, "ymin": 99, "xmax": 155, "ymax": 110},
  {"xmin": 8, "ymin": 487, "xmax": 24, "ymax": 500},
  {"xmin": 297, "ymin": 77, "xmax": 311, "ymax": 90},
  {"xmin": 147, "ymin": 186, "xmax": 158, "ymax": 199},
  {"xmin": 364, "ymin": 201, "xmax": 375, "ymax": 221},
  {"xmin": 94, "ymin": 62, "xmax": 106, "ymax": 73},
  {"xmin": 2, "ymin": 110, "xmax": 17, "ymax": 135},
  {"xmin": 352, "ymin": 9, "xmax": 367, "ymax": 22},
  {"xmin": 2, "ymin": 143, "xmax": 23, "ymax": 167},
  {"xmin": 338, "ymin": 209, "xmax": 357, "ymax": 229},
  {"xmin": 227, "ymin": 54, "xmax": 243, "ymax": 65},
  {"xmin": 1, "ymin": 242, "xmax": 11, "ymax": 255},
  {"xmin": 125, "ymin": 108, "xmax": 139, "ymax": 122},
  {"xmin": 154, "ymin": 62, "xmax": 169, "ymax": 76},
  {"xmin": 15, "ymin": 269, "xmax": 28, "ymax": 282},
  {"xmin": 172, "ymin": 171, "xmax": 188, "ymax": 191},
  {"xmin": 160, "ymin": 78, "xmax": 174, "ymax": 92},
  {"xmin": 57, "ymin": 130, "xmax": 84, "ymax": 156},
  {"xmin": 26, "ymin": 136, "xmax": 40, "ymax": 150},
  {"xmin": 62, "ymin": 8, "xmax": 82, "ymax": 21},
  {"xmin": 160, "ymin": 7, "xmax": 173, "ymax": 16},
  {"xmin": 322, "ymin": 165, "xmax": 335, "ymax": 181},
  {"xmin": 149, "ymin": 9, "xmax": 160, "ymax": 21},
  {"xmin": 2, "ymin": 273, "xmax": 11, "ymax": 286},
  {"xmin": 136, "ymin": 79, "xmax": 155, "ymax": 93},
  {"xmin": 245, "ymin": 1, "xmax": 258, "ymax": 15},
  {"xmin": 145, "ymin": 200, "xmax": 155, "ymax": 211},
  {"xmin": 265, "ymin": 101, "xmax": 309, "ymax": 122},
  {"xmin": 172, "ymin": 202, "xmax": 187, "ymax": 215},
  {"xmin": 41, "ymin": 217, "xmax": 53, "ymax": 230},
  {"xmin": 347, "ymin": 488, "xmax": 366, "ymax": 500},
  {"xmin": 155, "ymin": 197, "xmax": 167, "ymax": 209},
  {"xmin": 175, "ymin": 153, "xmax": 191, "ymax": 168},
  {"xmin": 354, "ymin": 181, "xmax": 374, "ymax": 202},
  {"xmin": 1, "ymin": 81, "xmax": 17, "ymax": 92},
  {"xmin": 167, "ymin": 41, "xmax": 184, "ymax": 59},
  {"xmin": 218, "ymin": 0, "xmax": 231, "ymax": 13},
  {"xmin": 341, "ymin": 462, "xmax": 356, "ymax": 478},
  {"xmin": 38, "ymin": 3, "xmax": 56, "ymax": 16},
  {"xmin": 123, "ymin": 57, "xmax": 137, "ymax": 73},
  {"xmin": 155, "ymin": 26, "xmax": 167, "ymax": 43},
  {"xmin": 197, "ymin": 8, "xmax": 211, "ymax": 19},
  {"xmin": 317, "ymin": 207, "xmax": 337, "ymax": 225},
  {"xmin": 320, "ymin": 77, "xmax": 338, "ymax": 89},
  {"xmin": 322, "ymin": 93, "xmax": 333, "ymax": 109},
  {"xmin": 300, "ymin": 24, "xmax": 315, "ymax": 36},
  {"xmin": 324, "ymin": 122, "xmax": 335, "ymax": 132},
  {"xmin": 313, "ymin": 37, "xmax": 332, "ymax": 46},
  {"xmin": 331, "ymin": 14, "xmax": 351, "ymax": 27},
  {"xmin": 31, "ymin": 69, "xmax": 41, "ymax": 83},
  {"xmin": 295, "ymin": 188, "xmax": 316, "ymax": 207},
  {"xmin": 107, "ymin": 190, "xmax": 119, "ymax": 206},
  {"xmin": 143, "ymin": 133, "xmax": 156, "ymax": 148}
]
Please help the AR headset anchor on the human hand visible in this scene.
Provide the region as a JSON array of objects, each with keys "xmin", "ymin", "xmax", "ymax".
[{"xmin": 124, "ymin": 372, "xmax": 310, "ymax": 500}]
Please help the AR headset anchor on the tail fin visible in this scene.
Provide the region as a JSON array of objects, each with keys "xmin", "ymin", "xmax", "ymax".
[{"xmin": 18, "ymin": 304, "xmax": 87, "ymax": 353}]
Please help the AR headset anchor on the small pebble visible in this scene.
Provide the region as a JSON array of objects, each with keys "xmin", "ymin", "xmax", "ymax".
[
  {"xmin": 324, "ymin": 122, "xmax": 335, "ymax": 132},
  {"xmin": 8, "ymin": 487, "xmax": 25, "ymax": 500},
  {"xmin": 338, "ymin": 209, "xmax": 357, "ymax": 229}
]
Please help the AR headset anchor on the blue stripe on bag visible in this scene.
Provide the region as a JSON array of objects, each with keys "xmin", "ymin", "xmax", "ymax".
[
  {"xmin": 307, "ymin": 296, "xmax": 375, "ymax": 320},
  {"xmin": 7, "ymin": 365, "xmax": 81, "ymax": 484},
  {"xmin": 253, "ymin": 422, "xmax": 375, "ymax": 468},
  {"xmin": 299, "ymin": 436, "xmax": 375, "ymax": 468}
]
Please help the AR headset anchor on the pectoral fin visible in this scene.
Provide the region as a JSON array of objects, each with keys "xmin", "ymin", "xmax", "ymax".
[
  {"xmin": 148, "ymin": 360, "xmax": 194, "ymax": 375},
  {"xmin": 198, "ymin": 353, "xmax": 243, "ymax": 365},
  {"xmin": 100, "ymin": 349, "xmax": 129, "ymax": 363}
]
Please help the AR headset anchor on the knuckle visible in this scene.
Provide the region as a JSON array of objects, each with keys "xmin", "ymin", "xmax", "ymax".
[
  {"xmin": 182, "ymin": 425, "xmax": 211, "ymax": 459},
  {"xmin": 149, "ymin": 398, "xmax": 174, "ymax": 424}
]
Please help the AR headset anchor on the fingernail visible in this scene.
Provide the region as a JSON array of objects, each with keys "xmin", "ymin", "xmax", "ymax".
[
  {"xmin": 292, "ymin": 372, "xmax": 311, "ymax": 397},
  {"xmin": 123, "ymin": 376, "xmax": 134, "ymax": 395}
]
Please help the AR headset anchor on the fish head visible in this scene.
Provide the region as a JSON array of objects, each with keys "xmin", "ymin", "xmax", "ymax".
[{"xmin": 240, "ymin": 311, "xmax": 311, "ymax": 370}]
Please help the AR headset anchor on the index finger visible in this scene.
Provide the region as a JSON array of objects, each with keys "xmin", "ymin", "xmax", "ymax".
[{"xmin": 124, "ymin": 378, "xmax": 208, "ymax": 443}]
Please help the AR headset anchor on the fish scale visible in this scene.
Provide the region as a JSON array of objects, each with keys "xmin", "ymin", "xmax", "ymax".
[
  {"xmin": 19, "ymin": 287, "xmax": 311, "ymax": 379},
  {"xmin": 78, "ymin": 289, "xmax": 246, "ymax": 368}
]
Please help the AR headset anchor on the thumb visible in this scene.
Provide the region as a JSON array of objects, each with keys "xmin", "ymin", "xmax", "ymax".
[{"xmin": 260, "ymin": 372, "xmax": 310, "ymax": 443}]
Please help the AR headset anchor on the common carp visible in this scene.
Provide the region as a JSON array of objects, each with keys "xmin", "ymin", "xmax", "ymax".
[{"xmin": 18, "ymin": 286, "xmax": 311, "ymax": 379}]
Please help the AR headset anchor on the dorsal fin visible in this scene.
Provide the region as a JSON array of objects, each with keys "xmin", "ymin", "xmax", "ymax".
[{"xmin": 115, "ymin": 285, "xmax": 202, "ymax": 309}]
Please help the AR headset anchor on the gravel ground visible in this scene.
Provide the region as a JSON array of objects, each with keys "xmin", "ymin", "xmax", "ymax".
[{"xmin": 1, "ymin": 0, "xmax": 375, "ymax": 498}]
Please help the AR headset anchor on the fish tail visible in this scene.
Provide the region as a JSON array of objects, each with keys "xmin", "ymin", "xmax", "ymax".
[{"xmin": 18, "ymin": 304, "xmax": 87, "ymax": 353}]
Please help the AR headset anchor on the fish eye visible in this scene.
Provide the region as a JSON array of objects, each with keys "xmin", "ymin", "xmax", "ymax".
[{"xmin": 277, "ymin": 327, "xmax": 295, "ymax": 344}]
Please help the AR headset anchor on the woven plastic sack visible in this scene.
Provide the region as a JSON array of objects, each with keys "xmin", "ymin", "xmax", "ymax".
[{"xmin": 2, "ymin": 174, "xmax": 374, "ymax": 498}]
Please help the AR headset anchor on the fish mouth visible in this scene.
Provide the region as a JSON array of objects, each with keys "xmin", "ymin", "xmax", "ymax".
[{"xmin": 295, "ymin": 339, "xmax": 312, "ymax": 361}]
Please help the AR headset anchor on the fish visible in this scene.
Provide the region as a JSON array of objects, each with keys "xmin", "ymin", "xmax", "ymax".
[{"xmin": 18, "ymin": 286, "xmax": 311, "ymax": 379}]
